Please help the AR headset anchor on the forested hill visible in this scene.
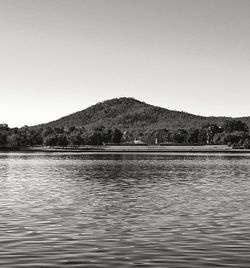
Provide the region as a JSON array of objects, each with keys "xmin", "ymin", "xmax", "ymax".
[{"xmin": 36, "ymin": 97, "xmax": 250, "ymax": 131}]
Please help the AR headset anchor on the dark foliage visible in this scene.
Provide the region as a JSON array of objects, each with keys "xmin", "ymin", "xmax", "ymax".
[
  {"xmin": 1, "ymin": 98, "xmax": 249, "ymax": 149},
  {"xmin": 33, "ymin": 98, "xmax": 250, "ymax": 132}
]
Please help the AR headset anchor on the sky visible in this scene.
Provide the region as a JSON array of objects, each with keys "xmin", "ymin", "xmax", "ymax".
[{"xmin": 0, "ymin": 0, "xmax": 249, "ymax": 127}]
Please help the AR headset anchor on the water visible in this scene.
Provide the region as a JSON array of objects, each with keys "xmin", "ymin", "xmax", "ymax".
[{"xmin": 0, "ymin": 152, "xmax": 250, "ymax": 267}]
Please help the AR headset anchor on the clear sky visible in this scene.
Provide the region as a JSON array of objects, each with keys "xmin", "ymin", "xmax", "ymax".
[{"xmin": 0, "ymin": 0, "xmax": 249, "ymax": 127}]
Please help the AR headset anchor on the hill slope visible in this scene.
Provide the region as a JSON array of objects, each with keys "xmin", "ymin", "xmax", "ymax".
[{"xmin": 36, "ymin": 97, "xmax": 250, "ymax": 131}]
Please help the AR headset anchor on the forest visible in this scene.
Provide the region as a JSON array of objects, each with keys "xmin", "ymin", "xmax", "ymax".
[
  {"xmin": 35, "ymin": 98, "xmax": 250, "ymax": 131},
  {"xmin": 1, "ymin": 98, "xmax": 250, "ymax": 149},
  {"xmin": 0, "ymin": 119, "xmax": 249, "ymax": 149}
]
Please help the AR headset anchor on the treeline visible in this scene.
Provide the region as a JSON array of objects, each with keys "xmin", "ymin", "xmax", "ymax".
[
  {"xmin": 0, "ymin": 119, "xmax": 250, "ymax": 149},
  {"xmin": 132, "ymin": 120, "xmax": 250, "ymax": 148},
  {"xmin": 0, "ymin": 124, "xmax": 123, "ymax": 148}
]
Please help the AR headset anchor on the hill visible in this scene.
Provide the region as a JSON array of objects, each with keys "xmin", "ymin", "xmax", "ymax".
[{"xmin": 36, "ymin": 97, "xmax": 250, "ymax": 131}]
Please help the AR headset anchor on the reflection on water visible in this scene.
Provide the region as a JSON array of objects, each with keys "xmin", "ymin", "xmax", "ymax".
[{"xmin": 0, "ymin": 153, "xmax": 250, "ymax": 267}]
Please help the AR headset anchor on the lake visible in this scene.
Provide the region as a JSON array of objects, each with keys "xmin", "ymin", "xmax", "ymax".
[{"xmin": 0, "ymin": 152, "xmax": 250, "ymax": 267}]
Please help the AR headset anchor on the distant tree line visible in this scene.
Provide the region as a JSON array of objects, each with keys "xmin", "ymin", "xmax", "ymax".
[
  {"xmin": 0, "ymin": 124, "xmax": 123, "ymax": 148},
  {"xmin": 0, "ymin": 119, "xmax": 249, "ymax": 149}
]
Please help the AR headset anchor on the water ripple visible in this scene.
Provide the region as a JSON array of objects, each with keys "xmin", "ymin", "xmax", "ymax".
[{"xmin": 0, "ymin": 153, "xmax": 250, "ymax": 267}]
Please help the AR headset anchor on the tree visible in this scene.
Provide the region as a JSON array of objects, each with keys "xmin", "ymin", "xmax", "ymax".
[
  {"xmin": 68, "ymin": 126, "xmax": 76, "ymax": 133},
  {"xmin": 42, "ymin": 126, "xmax": 53, "ymax": 138},
  {"xmin": 243, "ymin": 138, "xmax": 250, "ymax": 149},
  {"xmin": 187, "ymin": 128, "xmax": 199, "ymax": 144},
  {"xmin": 57, "ymin": 133, "xmax": 69, "ymax": 147},
  {"xmin": 0, "ymin": 124, "xmax": 9, "ymax": 147},
  {"xmin": 171, "ymin": 129, "xmax": 188, "ymax": 144},
  {"xmin": 7, "ymin": 133, "xmax": 21, "ymax": 148},
  {"xmin": 224, "ymin": 131, "xmax": 247, "ymax": 146},
  {"xmin": 102, "ymin": 128, "xmax": 112, "ymax": 143},
  {"xmin": 54, "ymin": 127, "xmax": 64, "ymax": 134},
  {"xmin": 141, "ymin": 128, "xmax": 170, "ymax": 144},
  {"xmin": 83, "ymin": 131, "xmax": 102, "ymax": 145},
  {"xmin": 44, "ymin": 134, "xmax": 57, "ymax": 147},
  {"xmin": 121, "ymin": 131, "xmax": 134, "ymax": 143},
  {"xmin": 31, "ymin": 128, "xmax": 43, "ymax": 145},
  {"xmin": 69, "ymin": 131, "xmax": 82, "ymax": 147},
  {"xmin": 223, "ymin": 120, "xmax": 248, "ymax": 133},
  {"xmin": 111, "ymin": 128, "xmax": 123, "ymax": 144},
  {"xmin": 213, "ymin": 132, "xmax": 226, "ymax": 145},
  {"xmin": 198, "ymin": 124, "xmax": 221, "ymax": 144},
  {"xmin": 0, "ymin": 132, "xmax": 7, "ymax": 147}
]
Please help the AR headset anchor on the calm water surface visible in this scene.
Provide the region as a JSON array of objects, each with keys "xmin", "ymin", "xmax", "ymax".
[{"xmin": 0, "ymin": 153, "xmax": 250, "ymax": 267}]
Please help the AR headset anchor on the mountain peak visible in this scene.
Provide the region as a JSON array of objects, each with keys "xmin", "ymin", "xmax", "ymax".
[{"xmin": 94, "ymin": 97, "xmax": 144, "ymax": 107}]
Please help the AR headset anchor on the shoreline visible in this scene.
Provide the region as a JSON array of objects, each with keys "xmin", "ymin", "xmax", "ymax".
[{"xmin": 1, "ymin": 145, "xmax": 250, "ymax": 154}]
